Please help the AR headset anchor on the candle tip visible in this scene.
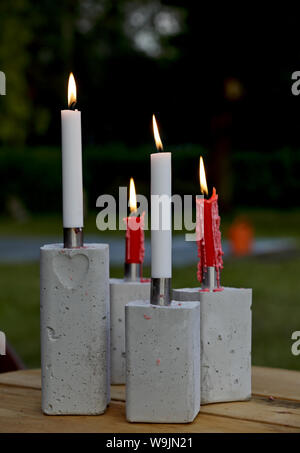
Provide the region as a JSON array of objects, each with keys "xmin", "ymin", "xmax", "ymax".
[
  {"xmin": 152, "ymin": 114, "xmax": 164, "ymax": 151},
  {"xmin": 68, "ymin": 72, "xmax": 77, "ymax": 109},
  {"xmin": 129, "ymin": 177, "xmax": 137, "ymax": 214},
  {"xmin": 199, "ymin": 156, "xmax": 208, "ymax": 196}
]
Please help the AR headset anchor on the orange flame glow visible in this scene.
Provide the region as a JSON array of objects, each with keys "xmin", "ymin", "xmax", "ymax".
[
  {"xmin": 129, "ymin": 177, "xmax": 137, "ymax": 213},
  {"xmin": 68, "ymin": 72, "xmax": 77, "ymax": 108},
  {"xmin": 199, "ymin": 156, "xmax": 208, "ymax": 195},
  {"xmin": 152, "ymin": 114, "xmax": 163, "ymax": 151}
]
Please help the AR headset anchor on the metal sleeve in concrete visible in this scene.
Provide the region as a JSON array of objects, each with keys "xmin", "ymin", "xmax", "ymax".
[
  {"xmin": 125, "ymin": 300, "xmax": 201, "ymax": 423},
  {"xmin": 40, "ymin": 243, "xmax": 110, "ymax": 415},
  {"xmin": 110, "ymin": 278, "xmax": 150, "ymax": 384},
  {"xmin": 173, "ymin": 287, "xmax": 252, "ymax": 405},
  {"xmin": 0, "ymin": 331, "xmax": 5, "ymax": 355}
]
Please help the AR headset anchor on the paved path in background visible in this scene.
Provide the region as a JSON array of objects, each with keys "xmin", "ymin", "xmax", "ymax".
[{"xmin": 0, "ymin": 236, "xmax": 296, "ymax": 266}]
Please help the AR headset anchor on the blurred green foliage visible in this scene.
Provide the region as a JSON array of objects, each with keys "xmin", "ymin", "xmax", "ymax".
[
  {"xmin": 0, "ymin": 0, "xmax": 185, "ymax": 146},
  {"xmin": 0, "ymin": 0, "xmax": 32, "ymax": 144},
  {"xmin": 233, "ymin": 148, "xmax": 300, "ymax": 207},
  {"xmin": 0, "ymin": 144, "xmax": 299, "ymax": 215},
  {"xmin": 0, "ymin": 1, "xmax": 299, "ymax": 151}
]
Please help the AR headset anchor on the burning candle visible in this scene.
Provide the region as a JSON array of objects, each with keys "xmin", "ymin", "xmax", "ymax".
[
  {"xmin": 61, "ymin": 73, "xmax": 83, "ymax": 247},
  {"xmin": 150, "ymin": 115, "xmax": 172, "ymax": 305},
  {"xmin": 196, "ymin": 156, "xmax": 223, "ymax": 290},
  {"xmin": 124, "ymin": 178, "xmax": 145, "ymax": 281}
]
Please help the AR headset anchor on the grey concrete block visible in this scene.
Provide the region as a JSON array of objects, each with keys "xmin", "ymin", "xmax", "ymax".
[
  {"xmin": 110, "ymin": 278, "xmax": 150, "ymax": 384},
  {"xmin": 40, "ymin": 243, "xmax": 110, "ymax": 415},
  {"xmin": 125, "ymin": 300, "xmax": 201, "ymax": 423},
  {"xmin": 173, "ymin": 287, "xmax": 252, "ymax": 404}
]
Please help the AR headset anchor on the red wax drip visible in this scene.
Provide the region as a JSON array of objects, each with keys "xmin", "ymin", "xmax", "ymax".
[
  {"xmin": 125, "ymin": 215, "xmax": 145, "ymax": 264},
  {"xmin": 204, "ymin": 198, "xmax": 215, "ymax": 266},
  {"xmin": 197, "ymin": 188, "xmax": 224, "ymax": 287}
]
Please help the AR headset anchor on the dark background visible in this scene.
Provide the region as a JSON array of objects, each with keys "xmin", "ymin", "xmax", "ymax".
[{"xmin": 0, "ymin": 2, "xmax": 299, "ymax": 215}]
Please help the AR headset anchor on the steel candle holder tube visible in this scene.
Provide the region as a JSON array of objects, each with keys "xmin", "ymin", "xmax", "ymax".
[
  {"xmin": 202, "ymin": 266, "xmax": 218, "ymax": 291},
  {"xmin": 0, "ymin": 331, "xmax": 5, "ymax": 356},
  {"xmin": 124, "ymin": 263, "xmax": 142, "ymax": 282},
  {"xmin": 63, "ymin": 227, "xmax": 84, "ymax": 248},
  {"xmin": 150, "ymin": 277, "xmax": 172, "ymax": 306}
]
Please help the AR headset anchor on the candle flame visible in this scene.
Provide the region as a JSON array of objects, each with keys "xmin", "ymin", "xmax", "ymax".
[
  {"xmin": 129, "ymin": 178, "xmax": 137, "ymax": 213},
  {"xmin": 199, "ymin": 156, "xmax": 208, "ymax": 195},
  {"xmin": 152, "ymin": 114, "xmax": 163, "ymax": 151},
  {"xmin": 68, "ymin": 72, "xmax": 77, "ymax": 108}
]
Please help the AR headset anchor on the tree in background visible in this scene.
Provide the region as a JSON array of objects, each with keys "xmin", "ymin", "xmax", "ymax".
[
  {"xmin": 0, "ymin": 0, "xmax": 184, "ymax": 146},
  {"xmin": 0, "ymin": 0, "xmax": 33, "ymax": 145}
]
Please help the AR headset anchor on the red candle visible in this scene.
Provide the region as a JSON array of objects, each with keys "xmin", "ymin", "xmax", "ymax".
[
  {"xmin": 125, "ymin": 178, "xmax": 145, "ymax": 265},
  {"xmin": 125, "ymin": 216, "xmax": 145, "ymax": 264},
  {"xmin": 196, "ymin": 157, "xmax": 223, "ymax": 288}
]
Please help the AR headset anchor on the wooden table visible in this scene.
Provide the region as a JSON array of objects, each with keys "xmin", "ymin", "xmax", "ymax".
[{"xmin": 0, "ymin": 367, "xmax": 299, "ymax": 433}]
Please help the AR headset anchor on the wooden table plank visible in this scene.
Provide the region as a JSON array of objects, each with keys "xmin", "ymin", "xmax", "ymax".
[
  {"xmin": 0, "ymin": 367, "xmax": 299, "ymax": 432},
  {"xmin": 0, "ymin": 369, "xmax": 41, "ymax": 390},
  {"xmin": 110, "ymin": 384, "xmax": 300, "ymax": 430},
  {"xmin": 1, "ymin": 366, "xmax": 299, "ymax": 402},
  {"xmin": 0, "ymin": 386, "xmax": 298, "ymax": 433},
  {"xmin": 252, "ymin": 366, "xmax": 300, "ymax": 402},
  {"xmin": 202, "ymin": 396, "xmax": 300, "ymax": 429}
]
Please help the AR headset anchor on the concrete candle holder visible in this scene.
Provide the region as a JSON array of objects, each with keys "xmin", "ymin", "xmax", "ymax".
[
  {"xmin": 110, "ymin": 278, "xmax": 150, "ymax": 384},
  {"xmin": 125, "ymin": 300, "xmax": 201, "ymax": 423},
  {"xmin": 172, "ymin": 287, "xmax": 252, "ymax": 405},
  {"xmin": 40, "ymin": 243, "xmax": 110, "ymax": 415}
]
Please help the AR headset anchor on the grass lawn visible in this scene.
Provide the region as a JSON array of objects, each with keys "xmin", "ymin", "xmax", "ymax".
[{"xmin": 0, "ymin": 255, "xmax": 299, "ymax": 371}]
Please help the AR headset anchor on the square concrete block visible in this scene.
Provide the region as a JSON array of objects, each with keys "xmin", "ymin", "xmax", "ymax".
[
  {"xmin": 40, "ymin": 243, "xmax": 110, "ymax": 415},
  {"xmin": 110, "ymin": 278, "xmax": 150, "ymax": 384},
  {"xmin": 125, "ymin": 300, "xmax": 200, "ymax": 423},
  {"xmin": 172, "ymin": 287, "xmax": 252, "ymax": 405}
]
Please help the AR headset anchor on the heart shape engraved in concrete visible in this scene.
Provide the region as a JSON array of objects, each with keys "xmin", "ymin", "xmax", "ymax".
[{"xmin": 53, "ymin": 253, "xmax": 89, "ymax": 289}]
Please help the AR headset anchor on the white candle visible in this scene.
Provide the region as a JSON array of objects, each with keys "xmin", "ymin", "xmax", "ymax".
[
  {"xmin": 61, "ymin": 73, "xmax": 83, "ymax": 228},
  {"xmin": 151, "ymin": 115, "xmax": 172, "ymax": 278}
]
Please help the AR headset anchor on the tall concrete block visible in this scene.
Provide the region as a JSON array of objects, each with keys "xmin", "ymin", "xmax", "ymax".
[
  {"xmin": 40, "ymin": 243, "xmax": 110, "ymax": 415},
  {"xmin": 110, "ymin": 278, "xmax": 150, "ymax": 384},
  {"xmin": 126, "ymin": 300, "xmax": 201, "ymax": 423},
  {"xmin": 173, "ymin": 287, "xmax": 252, "ymax": 404}
]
